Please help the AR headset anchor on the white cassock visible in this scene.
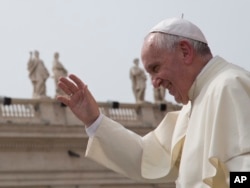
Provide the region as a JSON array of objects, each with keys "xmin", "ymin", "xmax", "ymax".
[{"xmin": 86, "ymin": 56, "xmax": 250, "ymax": 188}]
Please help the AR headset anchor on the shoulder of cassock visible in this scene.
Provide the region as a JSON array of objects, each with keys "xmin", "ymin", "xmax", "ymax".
[{"xmin": 190, "ymin": 61, "xmax": 250, "ymax": 186}]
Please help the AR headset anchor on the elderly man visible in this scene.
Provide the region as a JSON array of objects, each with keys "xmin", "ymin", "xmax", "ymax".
[{"xmin": 57, "ymin": 17, "xmax": 250, "ymax": 188}]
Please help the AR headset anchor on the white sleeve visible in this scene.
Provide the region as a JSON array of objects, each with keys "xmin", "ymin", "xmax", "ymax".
[
  {"xmin": 85, "ymin": 114, "xmax": 178, "ymax": 183},
  {"xmin": 85, "ymin": 113, "xmax": 104, "ymax": 137}
]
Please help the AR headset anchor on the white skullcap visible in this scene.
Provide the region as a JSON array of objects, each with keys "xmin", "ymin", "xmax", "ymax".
[{"xmin": 149, "ymin": 17, "xmax": 207, "ymax": 44}]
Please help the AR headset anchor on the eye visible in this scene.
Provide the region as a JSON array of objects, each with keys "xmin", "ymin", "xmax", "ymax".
[{"xmin": 152, "ymin": 65, "xmax": 159, "ymax": 73}]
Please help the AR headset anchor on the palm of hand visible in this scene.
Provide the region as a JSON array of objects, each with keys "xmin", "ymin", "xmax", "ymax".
[{"xmin": 57, "ymin": 74, "xmax": 100, "ymax": 126}]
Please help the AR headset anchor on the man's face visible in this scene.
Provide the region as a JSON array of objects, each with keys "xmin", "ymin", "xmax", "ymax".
[{"xmin": 141, "ymin": 36, "xmax": 191, "ymax": 104}]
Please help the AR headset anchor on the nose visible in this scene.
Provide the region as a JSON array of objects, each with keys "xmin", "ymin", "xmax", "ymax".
[{"xmin": 152, "ymin": 77, "xmax": 162, "ymax": 88}]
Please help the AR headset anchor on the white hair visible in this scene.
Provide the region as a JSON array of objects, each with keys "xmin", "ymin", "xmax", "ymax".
[{"xmin": 145, "ymin": 32, "xmax": 212, "ymax": 57}]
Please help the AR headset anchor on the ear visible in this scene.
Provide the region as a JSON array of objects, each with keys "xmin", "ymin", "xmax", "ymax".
[{"xmin": 178, "ymin": 40, "xmax": 194, "ymax": 65}]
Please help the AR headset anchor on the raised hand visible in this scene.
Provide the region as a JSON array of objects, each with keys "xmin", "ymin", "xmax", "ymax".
[{"xmin": 56, "ymin": 74, "xmax": 100, "ymax": 127}]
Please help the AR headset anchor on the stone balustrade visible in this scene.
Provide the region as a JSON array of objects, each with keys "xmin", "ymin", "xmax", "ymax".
[{"xmin": 0, "ymin": 97, "xmax": 180, "ymax": 127}]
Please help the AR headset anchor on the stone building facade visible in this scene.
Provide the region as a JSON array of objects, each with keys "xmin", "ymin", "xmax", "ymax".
[{"xmin": 0, "ymin": 97, "xmax": 181, "ymax": 188}]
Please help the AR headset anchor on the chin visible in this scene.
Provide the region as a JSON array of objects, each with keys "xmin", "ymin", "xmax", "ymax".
[
  {"xmin": 175, "ymin": 96, "xmax": 188, "ymax": 105},
  {"xmin": 181, "ymin": 100, "xmax": 189, "ymax": 105}
]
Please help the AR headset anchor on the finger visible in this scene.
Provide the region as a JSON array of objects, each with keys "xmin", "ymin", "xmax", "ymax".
[
  {"xmin": 58, "ymin": 80, "xmax": 72, "ymax": 96},
  {"xmin": 69, "ymin": 74, "xmax": 86, "ymax": 90},
  {"xmin": 56, "ymin": 95, "xmax": 70, "ymax": 106},
  {"xmin": 59, "ymin": 76, "xmax": 78, "ymax": 94}
]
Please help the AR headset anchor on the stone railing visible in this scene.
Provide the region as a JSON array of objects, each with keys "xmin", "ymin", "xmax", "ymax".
[
  {"xmin": 0, "ymin": 101, "xmax": 35, "ymax": 117},
  {"xmin": 0, "ymin": 97, "xmax": 181, "ymax": 128}
]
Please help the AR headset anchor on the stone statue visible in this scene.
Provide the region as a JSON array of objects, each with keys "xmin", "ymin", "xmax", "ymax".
[
  {"xmin": 27, "ymin": 50, "xmax": 50, "ymax": 99},
  {"xmin": 129, "ymin": 58, "xmax": 147, "ymax": 103},
  {"xmin": 52, "ymin": 52, "xmax": 68, "ymax": 97},
  {"xmin": 153, "ymin": 86, "xmax": 166, "ymax": 103}
]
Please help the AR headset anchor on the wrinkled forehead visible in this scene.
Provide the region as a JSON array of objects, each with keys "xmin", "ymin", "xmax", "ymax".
[
  {"xmin": 141, "ymin": 40, "xmax": 161, "ymax": 69},
  {"xmin": 141, "ymin": 33, "xmax": 163, "ymax": 61}
]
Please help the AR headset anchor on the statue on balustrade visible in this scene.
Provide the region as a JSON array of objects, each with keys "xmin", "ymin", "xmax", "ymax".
[
  {"xmin": 153, "ymin": 86, "xmax": 166, "ymax": 103},
  {"xmin": 27, "ymin": 50, "xmax": 50, "ymax": 99},
  {"xmin": 52, "ymin": 52, "xmax": 68, "ymax": 97},
  {"xmin": 129, "ymin": 58, "xmax": 147, "ymax": 103}
]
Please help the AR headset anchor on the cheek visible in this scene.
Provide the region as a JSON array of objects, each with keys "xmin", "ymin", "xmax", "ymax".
[
  {"xmin": 158, "ymin": 69, "xmax": 170, "ymax": 79},
  {"xmin": 157, "ymin": 69, "xmax": 171, "ymax": 79}
]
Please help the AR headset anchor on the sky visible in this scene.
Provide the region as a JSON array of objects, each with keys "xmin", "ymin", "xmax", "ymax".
[{"xmin": 0, "ymin": 0, "xmax": 250, "ymax": 104}]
